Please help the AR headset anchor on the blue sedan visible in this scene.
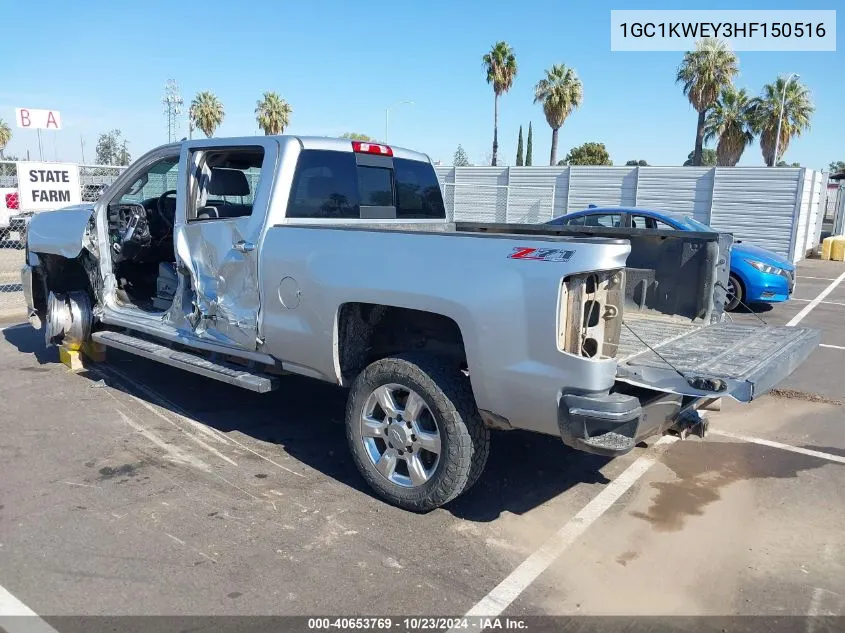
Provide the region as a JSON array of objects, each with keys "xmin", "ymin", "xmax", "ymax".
[{"xmin": 547, "ymin": 207, "xmax": 795, "ymax": 311}]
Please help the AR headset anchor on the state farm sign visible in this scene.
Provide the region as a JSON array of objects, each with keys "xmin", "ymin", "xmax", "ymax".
[
  {"xmin": 15, "ymin": 162, "xmax": 81, "ymax": 211},
  {"xmin": 15, "ymin": 108, "xmax": 63, "ymax": 130}
]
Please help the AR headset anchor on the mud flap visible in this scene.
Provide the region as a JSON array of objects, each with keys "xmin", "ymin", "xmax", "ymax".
[{"xmin": 616, "ymin": 322, "xmax": 821, "ymax": 402}]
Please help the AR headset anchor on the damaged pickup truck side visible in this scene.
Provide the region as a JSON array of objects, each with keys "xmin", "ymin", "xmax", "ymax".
[{"xmin": 21, "ymin": 136, "xmax": 820, "ymax": 510}]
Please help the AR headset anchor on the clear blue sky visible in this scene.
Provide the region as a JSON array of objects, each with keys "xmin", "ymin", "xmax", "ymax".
[{"xmin": 1, "ymin": 0, "xmax": 842, "ymax": 169}]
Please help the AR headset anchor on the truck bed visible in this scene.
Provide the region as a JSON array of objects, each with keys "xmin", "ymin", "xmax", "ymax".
[{"xmin": 617, "ymin": 314, "xmax": 701, "ymax": 361}]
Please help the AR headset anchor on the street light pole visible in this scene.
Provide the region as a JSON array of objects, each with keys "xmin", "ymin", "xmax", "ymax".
[
  {"xmin": 385, "ymin": 100, "xmax": 414, "ymax": 143},
  {"xmin": 773, "ymin": 73, "xmax": 799, "ymax": 167}
]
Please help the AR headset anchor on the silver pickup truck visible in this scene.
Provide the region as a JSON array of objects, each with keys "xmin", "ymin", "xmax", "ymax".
[{"xmin": 21, "ymin": 136, "xmax": 820, "ymax": 510}]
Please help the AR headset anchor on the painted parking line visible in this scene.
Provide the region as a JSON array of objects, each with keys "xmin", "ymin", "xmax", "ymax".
[
  {"xmin": 710, "ymin": 429, "xmax": 845, "ymax": 465},
  {"xmin": 798, "ymin": 276, "xmax": 840, "ymax": 281},
  {"xmin": 458, "ymin": 425, "xmax": 845, "ymax": 624},
  {"xmin": 791, "ymin": 298, "xmax": 845, "ymax": 308},
  {"xmin": 787, "ymin": 271, "xmax": 845, "ymax": 327},
  {"xmin": 455, "ymin": 436, "xmax": 677, "ymax": 621},
  {"xmin": 0, "ymin": 584, "xmax": 59, "ymax": 633},
  {"xmin": 820, "ymin": 344, "xmax": 845, "ymax": 351}
]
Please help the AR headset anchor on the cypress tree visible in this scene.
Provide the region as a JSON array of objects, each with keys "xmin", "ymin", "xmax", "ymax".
[
  {"xmin": 526, "ymin": 122, "xmax": 533, "ymax": 166},
  {"xmin": 516, "ymin": 126, "xmax": 524, "ymax": 166}
]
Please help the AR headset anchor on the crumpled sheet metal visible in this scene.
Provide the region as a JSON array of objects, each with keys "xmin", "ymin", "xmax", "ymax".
[{"xmin": 174, "ymin": 222, "xmax": 259, "ymax": 349}]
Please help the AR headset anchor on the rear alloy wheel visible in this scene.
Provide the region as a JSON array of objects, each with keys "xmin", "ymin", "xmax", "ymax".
[
  {"xmin": 725, "ymin": 274, "xmax": 743, "ymax": 312},
  {"xmin": 346, "ymin": 354, "xmax": 489, "ymax": 511}
]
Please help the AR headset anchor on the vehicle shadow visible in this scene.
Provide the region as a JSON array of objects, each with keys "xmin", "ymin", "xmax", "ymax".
[
  {"xmin": 3, "ymin": 325, "xmax": 612, "ymax": 521},
  {"xmin": 445, "ymin": 436, "xmax": 611, "ymax": 521},
  {"xmin": 2, "ymin": 323, "xmax": 58, "ymax": 364},
  {"xmin": 732, "ymin": 302, "xmax": 774, "ymax": 315}
]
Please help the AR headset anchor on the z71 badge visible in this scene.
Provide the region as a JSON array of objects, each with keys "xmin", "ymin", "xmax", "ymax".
[{"xmin": 508, "ymin": 247, "xmax": 575, "ymax": 262}]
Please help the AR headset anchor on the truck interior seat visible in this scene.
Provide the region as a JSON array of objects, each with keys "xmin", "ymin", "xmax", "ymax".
[{"xmin": 203, "ymin": 168, "xmax": 252, "ymax": 218}]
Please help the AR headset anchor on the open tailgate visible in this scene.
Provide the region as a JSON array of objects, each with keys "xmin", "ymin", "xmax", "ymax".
[{"xmin": 616, "ymin": 322, "xmax": 821, "ymax": 402}]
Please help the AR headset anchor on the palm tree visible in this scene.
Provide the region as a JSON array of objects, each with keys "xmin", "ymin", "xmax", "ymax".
[
  {"xmin": 533, "ymin": 64, "xmax": 583, "ymax": 166},
  {"xmin": 0, "ymin": 118, "xmax": 11, "ymax": 160},
  {"xmin": 676, "ymin": 38, "xmax": 738, "ymax": 166},
  {"xmin": 482, "ymin": 41, "xmax": 517, "ymax": 166},
  {"xmin": 704, "ymin": 86, "xmax": 755, "ymax": 166},
  {"xmin": 255, "ymin": 92, "xmax": 293, "ymax": 135},
  {"xmin": 189, "ymin": 91, "xmax": 225, "ymax": 138},
  {"xmin": 752, "ymin": 76, "xmax": 814, "ymax": 167}
]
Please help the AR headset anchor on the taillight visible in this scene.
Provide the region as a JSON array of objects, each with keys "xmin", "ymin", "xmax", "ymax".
[
  {"xmin": 352, "ymin": 141, "xmax": 393, "ymax": 157},
  {"xmin": 5, "ymin": 192, "xmax": 19, "ymax": 210}
]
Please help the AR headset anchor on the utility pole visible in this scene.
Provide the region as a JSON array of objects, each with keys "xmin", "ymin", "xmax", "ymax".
[
  {"xmin": 385, "ymin": 100, "xmax": 414, "ymax": 143},
  {"xmin": 162, "ymin": 79, "xmax": 184, "ymax": 143}
]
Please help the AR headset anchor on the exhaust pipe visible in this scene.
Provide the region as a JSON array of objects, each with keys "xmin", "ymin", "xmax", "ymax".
[
  {"xmin": 666, "ymin": 409, "xmax": 708, "ymax": 440},
  {"xmin": 699, "ymin": 397, "xmax": 722, "ymax": 412}
]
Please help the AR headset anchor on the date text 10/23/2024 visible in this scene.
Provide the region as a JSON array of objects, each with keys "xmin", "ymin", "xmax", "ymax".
[{"xmin": 307, "ymin": 617, "xmax": 528, "ymax": 630}]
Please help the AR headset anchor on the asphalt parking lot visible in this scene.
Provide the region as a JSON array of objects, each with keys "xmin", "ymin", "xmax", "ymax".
[{"xmin": 0, "ymin": 259, "xmax": 844, "ymax": 629}]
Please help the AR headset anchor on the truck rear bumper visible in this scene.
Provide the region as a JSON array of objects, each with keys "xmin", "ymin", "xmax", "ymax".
[
  {"xmin": 558, "ymin": 390, "xmax": 686, "ymax": 457},
  {"xmin": 558, "ymin": 392, "xmax": 642, "ymax": 456}
]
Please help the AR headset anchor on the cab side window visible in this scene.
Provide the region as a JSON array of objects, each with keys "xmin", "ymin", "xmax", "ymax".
[
  {"xmin": 190, "ymin": 147, "xmax": 264, "ymax": 221},
  {"xmin": 117, "ymin": 157, "xmax": 179, "ymax": 205},
  {"xmin": 286, "ymin": 151, "xmax": 360, "ymax": 219}
]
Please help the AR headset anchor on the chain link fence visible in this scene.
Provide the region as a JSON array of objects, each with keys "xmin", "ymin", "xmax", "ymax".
[
  {"xmin": 0, "ymin": 161, "xmax": 126, "ymax": 316},
  {"xmin": 440, "ymin": 183, "xmax": 556, "ymax": 224}
]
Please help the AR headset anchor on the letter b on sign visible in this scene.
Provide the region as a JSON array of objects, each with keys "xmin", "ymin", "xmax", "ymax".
[{"xmin": 18, "ymin": 109, "xmax": 31, "ymax": 128}]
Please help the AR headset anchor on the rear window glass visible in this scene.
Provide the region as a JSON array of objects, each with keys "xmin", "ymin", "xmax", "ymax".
[
  {"xmin": 286, "ymin": 150, "xmax": 360, "ymax": 219},
  {"xmin": 286, "ymin": 150, "xmax": 445, "ymax": 220},
  {"xmin": 394, "ymin": 158, "xmax": 445, "ymax": 219},
  {"xmin": 357, "ymin": 166, "xmax": 393, "ymax": 206}
]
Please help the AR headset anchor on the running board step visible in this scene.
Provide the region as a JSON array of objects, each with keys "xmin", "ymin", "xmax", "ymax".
[{"xmin": 92, "ymin": 330, "xmax": 279, "ymax": 393}]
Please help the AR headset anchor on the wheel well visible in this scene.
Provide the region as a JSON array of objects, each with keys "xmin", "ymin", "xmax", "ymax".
[
  {"xmin": 337, "ymin": 303, "xmax": 467, "ymax": 385},
  {"xmin": 32, "ymin": 252, "xmax": 99, "ymax": 315}
]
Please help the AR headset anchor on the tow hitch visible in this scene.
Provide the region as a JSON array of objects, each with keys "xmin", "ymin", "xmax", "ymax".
[{"xmin": 666, "ymin": 409, "xmax": 708, "ymax": 440}]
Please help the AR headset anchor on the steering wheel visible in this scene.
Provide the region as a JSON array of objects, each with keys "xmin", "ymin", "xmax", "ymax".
[{"xmin": 155, "ymin": 190, "xmax": 178, "ymax": 229}]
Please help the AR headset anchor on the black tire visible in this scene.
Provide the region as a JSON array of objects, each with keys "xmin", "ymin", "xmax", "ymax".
[
  {"xmin": 725, "ymin": 274, "xmax": 743, "ymax": 311},
  {"xmin": 460, "ymin": 412, "xmax": 491, "ymax": 495},
  {"xmin": 346, "ymin": 354, "xmax": 489, "ymax": 511}
]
